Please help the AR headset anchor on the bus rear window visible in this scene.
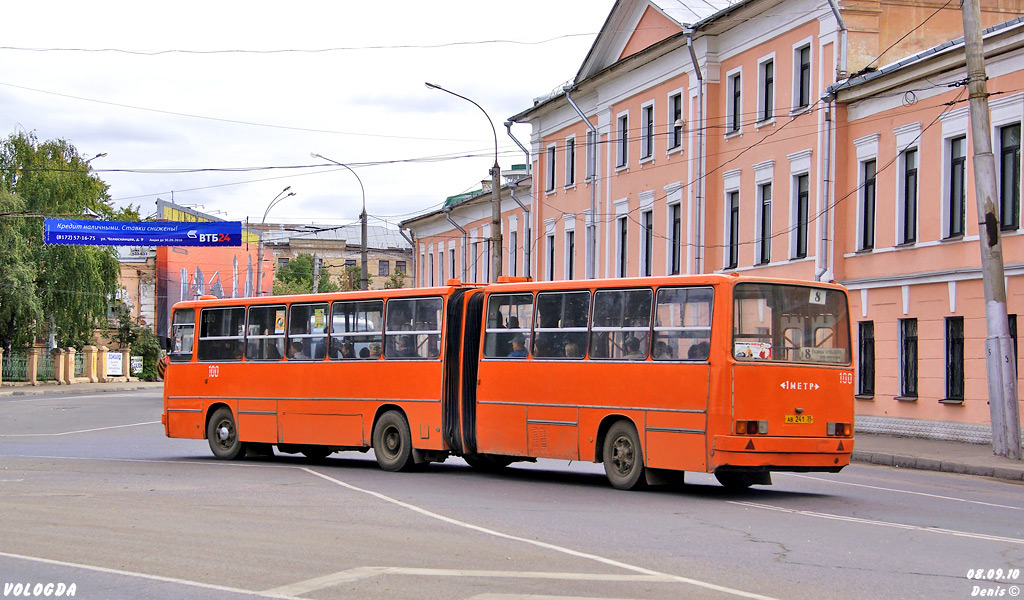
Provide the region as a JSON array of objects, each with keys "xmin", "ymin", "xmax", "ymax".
[
  {"xmin": 733, "ymin": 283, "xmax": 851, "ymax": 365},
  {"xmin": 170, "ymin": 308, "xmax": 195, "ymax": 362}
]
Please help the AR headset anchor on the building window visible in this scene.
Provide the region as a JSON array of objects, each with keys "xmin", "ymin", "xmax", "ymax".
[
  {"xmin": 795, "ymin": 44, "xmax": 811, "ymax": 109},
  {"xmin": 901, "ymin": 148, "xmax": 918, "ymax": 245},
  {"xmin": 670, "ymin": 203, "xmax": 681, "ymax": 275},
  {"xmin": 395, "ymin": 261, "xmax": 406, "ymax": 275},
  {"xmin": 1010, "ymin": 314, "xmax": 1019, "ymax": 375},
  {"xmin": 547, "ymin": 234, "xmax": 555, "ymax": 281},
  {"xmin": 565, "ymin": 230, "xmax": 575, "ymax": 280},
  {"xmin": 618, "ymin": 216, "xmax": 628, "ymax": 276},
  {"xmin": 471, "ymin": 242, "xmax": 479, "ymax": 282},
  {"xmin": 728, "ymin": 190, "xmax": 739, "ymax": 269},
  {"xmin": 438, "ymin": 249, "xmax": 444, "ymax": 283},
  {"xmin": 449, "ymin": 248, "xmax": 456, "ymax": 281},
  {"xmin": 483, "ymin": 240, "xmax": 490, "ymax": 283},
  {"xmin": 945, "ymin": 316, "xmax": 965, "ymax": 402},
  {"xmin": 1000, "ymin": 123, "xmax": 1020, "ymax": 231},
  {"xmin": 277, "ymin": 257, "xmax": 290, "ymax": 268},
  {"xmin": 345, "ymin": 259, "xmax": 357, "ymax": 268},
  {"xmin": 378, "ymin": 260, "xmax": 390, "ymax": 277},
  {"xmin": 669, "ymin": 93, "xmax": 683, "ymax": 150},
  {"xmin": 642, "ymin": 210, "xmax": 653, "ymax": 276},
  {"xmin": 860, "ymin": 160, "xmax": 876, "ymax": 251},
  {"xmin": 509, "ymin": 230, "xmax": 518, "ymax": 277},
  {"xmin": 728, "ymin": 72, "xmax": 742, "ymax": 133},
  {"xmin": 546, "ymin": 144, "xmax": 556, "ymax": 192},
  {"xmin": 758, "ymin": 183, "xmax": 772, "ymax": 264},
  {"xmin": 899, "ymin": 318, "xmax": 918, "ymax": 399},
  {"xmin": 565, "ymin": 137, "xmax": 576, "ymax": 187},
  {"xmin": 858, "ymin": 321, "xmax": 875, "ymax": 396},
  {"xmin": 795, "ymin": 173, "xmax": 809, "ymax": 258},
  {"xmin": 617, "ymin": 113, "xmax": 629, "ymax": 168},
  {"xmin": 428, "ymin": 253, "xmax": 434, "ymax": 287},
  {"xmin": 760, "ymin": 58, "xmax": 774, "ymax": 122},
  {"xmin": 948, "ymin": 136, "xmax": 967, "ymax": 238},
  {"xmin": 641, "ymin": 103, "xmax": 655, "ymax": 160}
]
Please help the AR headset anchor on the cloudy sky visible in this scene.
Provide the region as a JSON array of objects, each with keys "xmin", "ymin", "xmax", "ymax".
[{"xmin": 1, "ymin": 1, "xmax": 615, "ymax": 228}]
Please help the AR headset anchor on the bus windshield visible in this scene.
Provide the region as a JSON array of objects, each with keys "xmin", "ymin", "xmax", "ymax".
[{"xmin": 733, "ymin": 283, "xmax": 851, "ymax": 365}]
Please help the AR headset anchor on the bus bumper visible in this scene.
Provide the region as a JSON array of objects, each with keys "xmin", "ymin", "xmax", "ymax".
[{"xmin": 710, "ymin": 435, "xmax": 852, "ymax": 470}]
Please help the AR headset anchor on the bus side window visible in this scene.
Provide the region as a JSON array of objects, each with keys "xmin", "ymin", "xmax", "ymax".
[
  {"xmin": 330, "ymin": 299, "xmax": 384, "ymax": 359},
  {"xmin": 385, "ymin": 297, "xmax": 443, "ymax": 360},
  {"xmin": 170, "ymin": 308, "xmax": 195, "ymax": 362},
  {"xmin": 590, "ymin": 289, "xmax": 653, "ymax": 360},
  {"xmin": 653, "ymin": 287, "xmax": 713, "ymax": 361},
  {"xmin": 288, "ymin": 303, "xmax": 329, "ymax": 361},
  {"xmin": 246, "ymin": 305, "xmax": 286, "ymax": 361},
  {"xmin": 534, "ymin": 291, "xmax": 590, "ymax": 359},
  {"xmin": 197, "ymin": 307, "xmax": 245, "ymax": 361},
  {"xmin": 483, "ymin": 293, "xmax": 534, "ymax": 358}
]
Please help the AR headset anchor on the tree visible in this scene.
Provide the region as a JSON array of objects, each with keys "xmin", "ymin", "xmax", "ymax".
[
  {"xmin": 338, "ymin": 265, "xmax": 362, "ymax": 291},
  {"xmin": 272, "ymin": 254, "xmax": 339, "ymax": 295},
  {"xmin": 383, "ymin": 269, "xmax": 406, "ymax": 289},
  {"xmin": 0, "ymin": 132, "xmax": 122, "ymax": 350},
  {"xmin": 0, "ymin": 192, "xmax": 42, "ymax": 351}
]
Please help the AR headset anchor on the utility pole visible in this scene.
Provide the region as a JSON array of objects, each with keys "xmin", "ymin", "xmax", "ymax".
[
  {"xmin": 962, "ymin": 0, "xmax": 1022, "ymax": 459},
  {"xmin": 312, "ymin": 254, "xmax": 321, "ymax": 293},
  {"xmin": 491, "ymin": 163, "xmax": 502, "ymax": 282}
]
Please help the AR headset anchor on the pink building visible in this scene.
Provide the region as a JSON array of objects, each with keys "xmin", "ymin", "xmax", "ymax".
[{"xmin": 403, "ymin": 0, "xmax": 1024, "ymax": 443}]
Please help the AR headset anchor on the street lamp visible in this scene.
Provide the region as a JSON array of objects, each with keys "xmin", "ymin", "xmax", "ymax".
[
  {"xmin": 425, "ymin": 82, "xmax": 502, "ymax": 282},
  {"xmin": 256, "ymin": 186, "xmax": 295, "ymax": 296},
  {"xmin": 310, "ymin": 153, "xmax": 368, "ymax": 290}
]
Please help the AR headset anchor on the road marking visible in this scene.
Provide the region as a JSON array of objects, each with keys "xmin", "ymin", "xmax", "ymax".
[
  {"xmin": 0, "ymin": 421, "xmax": 160, "ymax": 437},
  {"xmin": 729, "ymin": 500, "xmax": 1024, "ymax": 545},
  {"xmin": 0, "ymin": 549, "xmax": 301, "ymax": 599},
  {"xmin": 467, "ymin": 595, "xmax": 637, "ymax": 600},
  {"xmin": 783, "ymin": 473, "xmax": 1024, "ymax": 511},
  {"xmin": 299, "ymin": 468, "xmax": 780, "ymax": 600},
  {"xmin": 264, "ymin": 566, "xmax": 677, "ymax": 595}
]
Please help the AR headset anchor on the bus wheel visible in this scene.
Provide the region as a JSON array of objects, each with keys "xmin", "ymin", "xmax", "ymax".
[
  {"xmin": 464, "ymin": 454, "xmax": 514, "ymax": 472},
  {"xmin": 602, "ymin": 421, "xmax": 646, "ymax": 490},
  {"xmin": 207, "ymin": 407, "xmax": 246, "ymax": 460},
  {"xmin": 373, "ymin": 411, "xmax": 413, "ymax": 472},
  {"xmin": 301, "ymin": 446, "xmax": 332, "ymax": 461}
]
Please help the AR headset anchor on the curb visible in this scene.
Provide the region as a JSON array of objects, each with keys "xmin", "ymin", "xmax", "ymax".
[
  {"xmin": 852, "ymin": 450, "xmax": 1024, "ymax": 482},
  {"xmin": 0, "ymin": 383, "xmax": 162, "ymax": 398}
]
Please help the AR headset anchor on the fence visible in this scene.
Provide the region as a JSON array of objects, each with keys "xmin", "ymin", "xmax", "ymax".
[
  {"xmin": 74, "ymin": 352, "xmax": 86, "ymax": 378},
  {"xmin": 37, "ymin": 352, "xmax": 57, "ymax": 381},
  {"xmin": 1, "ymin": 351, "xmax": 29, "ymax": 382}
]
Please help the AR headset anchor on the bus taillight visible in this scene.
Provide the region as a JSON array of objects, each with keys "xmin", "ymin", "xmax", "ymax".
[
  {"xmin": 736, "ymin": 420, "xmax": 768, "ymax": 435},
  {"xmin": 827, "ymin": 422, "xmax": 852, "ymax": 436}
]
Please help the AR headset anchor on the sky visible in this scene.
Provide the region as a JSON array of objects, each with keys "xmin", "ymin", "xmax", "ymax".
[{"xmin": 1, "ymin": 1, "xmax": 617, "ymax": 229}]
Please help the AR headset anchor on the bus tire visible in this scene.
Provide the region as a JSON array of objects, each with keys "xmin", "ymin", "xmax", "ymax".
[
  {"xmin": 207, "ymin": 407, "xmax": 246, "ymax": 460},
  {"xmin": 373, "ymin": 411, "xmax": 414, "ymax": 472},
  {"xmin": 602, "ymin": 420, "xmax": 646, "ymax": 490},
  {"xmin": 464, "ymin": 454, "xmax": 514, "ymax": 472}
]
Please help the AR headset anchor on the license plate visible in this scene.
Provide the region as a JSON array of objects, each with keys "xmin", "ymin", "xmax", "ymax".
[{"xmin": 785, "ymin": 415, "xmax": 813, "ymax": 424}]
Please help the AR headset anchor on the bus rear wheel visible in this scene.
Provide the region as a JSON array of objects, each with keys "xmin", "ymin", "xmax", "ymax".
[
  {"xmin": 602, "ymin": 421, "xmax": 646, "ymax": 490},
  {"xmin": 207, "ymin": 407, "xmax": 246, "ymax": 460},
  {"xmin": 373, "ymin": 411, "xmax": 414, "ymax": 472}
]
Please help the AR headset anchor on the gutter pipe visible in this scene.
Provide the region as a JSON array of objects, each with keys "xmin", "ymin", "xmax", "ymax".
[
  {"xmin": 817, "ymin": 94, "xmax": 835, "ymax": 282},
  {"xmin": 825, "ymin": 0, "xmax": 849, "ymax": 79},
  {"xmin": 443, "ymin": 207, "xmax": 469, "ymax": 282},
  {"xmin": 686, "ymin": 29, "xmax": 705, "ymax": 273},
  {"xmin": 504, "ymin": 121, "xmax": 532, "ymax": 278},
  {"xmin": 563, "ymin": 86, "xmax": 599, "ymax": 279}
]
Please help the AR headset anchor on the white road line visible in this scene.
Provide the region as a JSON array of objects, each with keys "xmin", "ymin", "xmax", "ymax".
[
  {"xmin": 782, "ymin": 473, "xmax": 1024, "ymax": 511},
  {"xmin": 3, "ymin": 454, "xmax": 297, "ymax": 470},
  {"xmin": 0, "ymin": 550, "xmax": 301, "ymax": 599},
  {"xmin": 0, "ymin": 421, "xmax": 160, "ymax": 437},
  {"xmin": 264, "ymin": 566, "xmax": 675, "ymax": 596},
  {"xmin": 729, "ymin": 500, "xmax": 1024, "ymax": 545},
  {"xmin": 468, "ymin": 595, "xmax": 637, "ymax": 600},
  {"xmin": 298, "ymin": 468, "xmax": 780, "ymax": 600}
]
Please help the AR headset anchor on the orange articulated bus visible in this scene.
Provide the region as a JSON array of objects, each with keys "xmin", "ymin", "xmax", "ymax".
[{"xmin": 163, "ymin": 274, "xmax": 854, "ymax": 489}]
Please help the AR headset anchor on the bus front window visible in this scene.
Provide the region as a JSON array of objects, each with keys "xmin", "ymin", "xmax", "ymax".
[{"xmin": 733, "ymin": 283, "xmax": 851, "ymax": 365}]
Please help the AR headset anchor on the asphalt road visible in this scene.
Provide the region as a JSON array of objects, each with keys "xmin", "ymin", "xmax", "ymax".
[{"xmin": 1, "ymin": 389, "xmax": 1022, "ymax": 600}]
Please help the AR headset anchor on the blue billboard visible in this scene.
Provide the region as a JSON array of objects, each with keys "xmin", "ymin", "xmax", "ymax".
[{"xmin": 44, "ymin": 219, "xmax": 242, "ymax": 247}]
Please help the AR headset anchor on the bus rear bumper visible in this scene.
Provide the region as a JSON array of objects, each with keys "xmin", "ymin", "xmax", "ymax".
[{"xmin": 711, "ymin": 435, "xmax": 852, "ymax": 470}]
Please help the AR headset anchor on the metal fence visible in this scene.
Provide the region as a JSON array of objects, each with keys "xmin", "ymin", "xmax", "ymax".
[
  {"xmin": 1, "ymin": 351, "xmax": 29, "ymax": 382},
  {"xmin": 74, "ymin": 352, "xmax": 86, "ymax": 378},
  {"xmin": 37, "ymin": 352, "xmax": 57, "ymax": 381}
]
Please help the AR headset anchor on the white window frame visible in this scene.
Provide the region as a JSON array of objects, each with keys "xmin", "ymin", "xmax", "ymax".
[
  {"xmin": 894, "ymin": 123, "xmax": 922, "ymax": 247},
  {"xmin": 757, "ymin": 53, "xmax": 776, "ymax": 126},
  {"xmin": 638, "ymin": 190, "xmax": 655, "ymax": 277},
  {"xmin": 722, "ymin": 169, "xmax": 742, "ymax": 270},
  {"xmin": 667, "ymin": 89, "xmax": 685, "ymax": 155},
  {"xmin": 853, "ymin": 135, "xmax": 879, "ymax": 252},
  {"xmin": 616, "ymin": 110, "xmax": 630, "ymax": 169},
  {"xmin": 664, "ymin": 181, "xmax": 683, "ymax": 275},
  {"xmin": 545, "ymin": 142, "xmax": 557, "ymax": 192},
  {"xmin": 753, "ymin": 160, "xmax": 774, "ymax": 265},
  {"xmin": 792, "ymin": 38, "xmax": 813, "ymax": 114},
  {"xmin": 725, "ymin": 67, "xmax": 743, "ymax": 136},
  {"xmin": 640, "ymin": 100, "xmax": 656, "ymax": 163},
  {"xmin": 991, "ymin": 94, "xmax": 1024, "ymax": 233},
  {"xmin": 614, "ymin": 197, "xmax": 630, "ymax": 277},
  {"xmin": 544, "ymin": 218, "xmax": 556, "ymax": 281},
  {"xmin": 564, "ymin": 134, "xmax": 576, "ymax": 188},
  {"xmin": 941, "ymin": 108, "xmax": 970, "ymax": 239},
  {"xmin": 788, "ymin": 149, "xmax": 813, "ymax": 259},
  {"xmin": 564, "ymin": 214, "xmax": 576, "ymax": 280},
  {"xmin": 508, "ymin": 214, "xmax": 519, "ymax": 278}
]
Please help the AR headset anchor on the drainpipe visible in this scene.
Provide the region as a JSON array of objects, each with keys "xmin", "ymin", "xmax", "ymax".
[
  {"xmin": 816, "ymin": 93, "xmax": 835, "ymax": 282},
  {"xmin": 399, "ymin": 227, "xmax": 416, "ymax": 287},
  {"xmin": 504, "ymin": 121, "xmax": 532, "ymax": 279},
  {"xmin": 825, "ymin": 0, "xmax": 848, "ymax": 79},
  {"xmin": 563, "ymin": 86, "xmax": 599, "ymax": 279},
  {"xmin": 686, "ymin": 29, "xmax": 705, "ymax": 274},
  {"xmin": 443, "ymin": 207, "xmax": 469, "ymax": 282}
]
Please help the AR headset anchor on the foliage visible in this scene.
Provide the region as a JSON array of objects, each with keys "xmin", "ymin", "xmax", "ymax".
[
  {"xmin": 133, "ymin": 326, "xmax": 163, "ymax": 381},
  {"xmin": 338, "ymin": 265, "xmax": 363, "ymax": 291},
  {"xmin": 383, "ymin": 269, "xmax": 405, "ymax": 289},
  {"xmin": 0, "ymin": 192, "xmax": 43, "ymax": 350},
  {"xmin": 272, "ymin": 253, "xmax": 339, "ymax": 295},
  {"xmin": 110, "ymin": 300, "xmax": 138, "ymax": 349},
  {"xmin": 0, "ymin": 132, "xmax": 122, "ymax": 351}
]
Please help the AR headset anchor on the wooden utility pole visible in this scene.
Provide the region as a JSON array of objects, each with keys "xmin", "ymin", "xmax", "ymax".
[{"xmin": 962, "ymin": 0, "xmax": 1022, "ymax": 459}]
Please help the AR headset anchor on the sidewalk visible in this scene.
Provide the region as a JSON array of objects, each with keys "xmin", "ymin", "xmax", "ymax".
[{"xmin": 1, "ymin": 381, "xmax": 1021, "ymax": 481}]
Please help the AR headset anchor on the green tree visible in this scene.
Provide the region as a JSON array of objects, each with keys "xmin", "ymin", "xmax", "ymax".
[
  {"xmin": 272, "ymin": 254, "xmax": 339, "ymax": 295},
  {"xmin": 0, "ymin": 192, "xmax": 43, "ymax": 350},
  {"xmin": 383, "ymin": 269, "xmax": 406, "ymax": 289},
  {"xmin": 338, "ymin": 265, "xmax": 362, "ymax": 291},
  {"xmin": 0, "ymin": 132, "xmax": 122, "ymax": 350}
]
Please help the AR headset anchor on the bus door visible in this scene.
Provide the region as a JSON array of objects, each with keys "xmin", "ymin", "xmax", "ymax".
[
  {"xmin": 442, "ymin": 288, "xmax": 471, "ymax": 453},
  {"xmin": 728, "ymin": 283, "xmax": 854, "ymax": 455}
]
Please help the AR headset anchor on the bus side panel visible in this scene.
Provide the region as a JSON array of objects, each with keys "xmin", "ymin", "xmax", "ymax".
[
  {"xmin": 526, "ymin": 406, "xmax": 578, "ymax": 460},
  {"xmin": 279, "ymin": 409, "xmax": 362, "ymax": 447},
  {"xmin": 474, "ymin": 403, "xmax": 529, "ymax": 456},
  {"xmin": 163, "ymin": 363, "xmax": 205, "ymax": 440},
  {"xmin": 644, "ymin": 411, "xmax": 708, "ymax": 471},
  {"xmin": 238, "ymin": 399, "xmax": 277, "ymax": 444}
]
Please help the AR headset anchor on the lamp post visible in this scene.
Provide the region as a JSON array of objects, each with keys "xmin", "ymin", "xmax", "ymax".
[
  {"xmin": 425, "ymin": 82, "xmax": 502, "ymax": 282},
  {"xmin": 311, "ymin": 153, "xmax": 368, "ymax": 290},
  {"xmin": 256, "ymin": 186, "xmax": 295, "ymax": 296}
]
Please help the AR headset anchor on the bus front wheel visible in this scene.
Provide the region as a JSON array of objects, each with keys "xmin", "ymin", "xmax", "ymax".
[
  {"xmin": 373, "ymin": 411, "xmax": 414, "ymax": 472},
  {"xmin": 602, "ymin": 421, "xmax": 646, "ymax": 490},
  {"xmin": 207, "ymin": 407, "xmax": 246, "ymax": 460}
]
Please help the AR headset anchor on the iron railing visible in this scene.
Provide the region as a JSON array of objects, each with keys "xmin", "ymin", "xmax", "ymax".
[{"xmin": 2, "ymin": 351, "xmax": 29, "ymax": 382}]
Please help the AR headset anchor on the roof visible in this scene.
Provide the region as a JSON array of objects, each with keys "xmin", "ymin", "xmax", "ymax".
[{"xmin": 259, "ymin": 223, "xmax": 411, "ymax": 251}]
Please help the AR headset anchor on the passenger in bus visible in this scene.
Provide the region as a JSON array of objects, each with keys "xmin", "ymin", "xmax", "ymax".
[
  {"xmin": 392, "ymin": 335, "xmax": 417, "ymax": 358},
  {"xmin": 564, "ymin": 342, "xmax": 581, "ymax": 358},
  {"xmin": 288, "ymin": 341, "xmax": 309, "ymax": 360},
  {"xmin": 622, "ymin": 337, "xmax": 644, "ymax": 359},
  {"xmin": 653, "ymin": 340, "xmax": 673, "ymax": 359},
  {"xmin": 507, "ymin": 334, "xmax": 528, "ymax": 358},
  {"xmin": 340, "ymin": 342, "xmax": 356, "ymax": 359},
  {"xmin": 359, "ymin": 347, "xmax": 371, "ymax": 359},
  {"xmin": 688, "ymin": 341, "xmax": 710, "ymax": 360},
  {"xmin": 369, "ymin": 342, "xmax": 381, "ymax": 358}
]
